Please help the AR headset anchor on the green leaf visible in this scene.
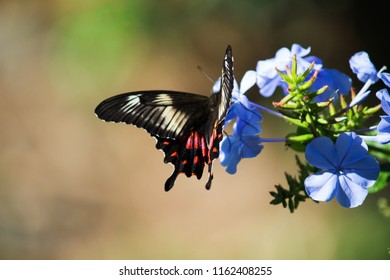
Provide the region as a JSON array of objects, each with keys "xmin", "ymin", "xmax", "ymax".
[
  {"xmin": 286, "ymin": 133, "xmax": 314, "ymax": 152},
  {"xmin": 368, "ymin": 171, "xmax": 390, "ymax": 194},
  {"xmin": 268, "ymin": 156, "xmax": 314, "ymax": 213}
]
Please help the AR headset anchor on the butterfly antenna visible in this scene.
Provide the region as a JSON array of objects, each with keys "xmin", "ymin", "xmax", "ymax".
[{"xmin": 197, "ymin": 65, "xmax": 215, "ymax": 84}]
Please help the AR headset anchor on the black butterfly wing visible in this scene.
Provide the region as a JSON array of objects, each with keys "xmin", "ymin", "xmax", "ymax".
[
  {"xmin": 155, "ymin": 132, "xmax": 210, "ymax": 191},
  {"xmin": 95, "ymin": 45, "xmax": 234, "ymax": 191},
  {"xmin": 95, "ymin": 90, "xmax": 210, "ymax": 139},
  {"xmin": 215, "ymin": 45, "xmax": 234, "ymax": 124}
]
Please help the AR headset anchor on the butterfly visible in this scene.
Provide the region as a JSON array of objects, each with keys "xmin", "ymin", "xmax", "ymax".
[{"xmin": 95, "ymin": 45, "xmax": 234, "ymax": 191}]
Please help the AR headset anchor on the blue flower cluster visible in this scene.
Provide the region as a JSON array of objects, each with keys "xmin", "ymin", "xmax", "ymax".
[
  {"xmin": 216, "ymin": 44, "xmax": 390, "ymax": 209},
  {"xmin": 256, "ymin": 44, "xmax": 352, "ymax": 101},
  {"xmin": 213, "ymin": 71, "xmax": 263, "ymax": 174}
]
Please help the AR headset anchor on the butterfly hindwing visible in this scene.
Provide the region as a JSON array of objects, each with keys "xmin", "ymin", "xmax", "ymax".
[
  {"xmin": 95, "ymin": 45, "xmax": 234, "ymax": 190},
  {"xmin": 155, "ymin": 131, "xmax": 209, "ymax": 191}
]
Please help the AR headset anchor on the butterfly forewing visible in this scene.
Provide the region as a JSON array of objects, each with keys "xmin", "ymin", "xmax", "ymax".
[
  {"xmin": 95, "ymin": 45, "xmax": 234, "ymax": 190},
  {"xmin": 218, "ymin": 45, "xmax": 234, "ymax": 122},
  {"xmin": 95, "ymin": 90, "xmax": 210, "ymax": 139}
]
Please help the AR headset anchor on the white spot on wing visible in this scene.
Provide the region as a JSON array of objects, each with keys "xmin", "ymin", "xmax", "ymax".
[
  {"xmin": 154, "ymin": 94, "xmax": 173, "ymax": 105},
  {"xmin": 160, "ymin": 107, "xmax": 177, "ymax": 130},
  {"xmin": 166, "ymin": 109, "xmax": 183, "ymax": 133},
  {"xmin": 121, "ymin": 95, "xmax": 141, "ymax": 112}
]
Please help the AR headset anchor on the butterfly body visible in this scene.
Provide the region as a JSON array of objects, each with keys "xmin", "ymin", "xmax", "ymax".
[{"xmin": 95, "ymin": 46, "xmax": 234, "ymax": 191}]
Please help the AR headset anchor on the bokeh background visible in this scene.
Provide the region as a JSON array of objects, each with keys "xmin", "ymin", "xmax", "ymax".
[{"xmin": 1, "ymin": 0, "xmax": 389, "ymax": 259}]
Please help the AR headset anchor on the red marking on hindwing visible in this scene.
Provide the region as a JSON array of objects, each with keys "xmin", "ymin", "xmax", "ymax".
[
  {"xmin": 154, "ymin": 120, "xmax": 223, "ymax": 191},
  {"xmin": 193, "ymin": 132, "xmax": 200, "ymax": 149},
  {"xmin": 201, "ymin": 136, "xmax": 207, "ymax": 158},
  {"xmin": 185, "ymin": 132, "xmax": 194, "ymax": 149}
]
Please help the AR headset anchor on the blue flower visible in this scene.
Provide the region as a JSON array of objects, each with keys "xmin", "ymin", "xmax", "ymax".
[
  {"xmin": 213, "ymin": 71, "xmax": 263, "ymax": 174},
  {"xmin": 375, "ymin": 116, "xmax": 390, "ymax": 143},
  {"xmin": 304, "ymin": 132, "xmax": 379, "ymax": 208},
  {"xmin": 378, "ymin": 72, "xmax": 390, "ymax": 87},
  {"xmin": 256, "ymin": 44, "xmax": 351, "ymax": 100},
  {"xmin": 349, "ymin": 51, "xmax": 379, "ymax": 83},
  {"xmin": 360, "ymin": 89, "xmax": 390, "ymax": 143},
  {"xmin": 256, "ymin": 44, "xmax": 322, "ymax": 97},
  {"xmin": 349, "ymin": 51, "xmax": 390, "ymax": 87},
  {"xmin": 375, "ymin": 89, "xmax": 390, "ymax": 142},
  {"xmin": 219, "ymin": 127, "xmax": 263, "ymax": 174},
  {"xmin": 377, "ymin": 88, "xmax": 390, "ymax": 115}
]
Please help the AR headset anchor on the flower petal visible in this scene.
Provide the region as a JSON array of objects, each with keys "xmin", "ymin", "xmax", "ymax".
[
  {"xmin": 233, "ymin": 107, "xmax": 262, "ymax": 135},
  {"xmin": 361, "ymin": 116, "xmax": 390, "ymax": 144},
  {"xmin": 256, "ymin": 58, "xmax": 279, "ymax": 78},
  {"xmin": 349, "ymin": 51, "xmax": 378, "ymax": 83},
  {"xmin": 257, "ymin": 76, "xmax": 282, "ymax": 97},
  {"xmin": 274, "ymin": 47, "xmax": 291, "ymax": 68},
  {"xmin": 349, "ymin": 90, "xmax": 370, "ymax": 107},
  {"xmin": 291, "ymin": 44, "xmax": 311, "ymax": 57},
  {"xmin": 343, "ymin": 156, "xmax": 379, "ymax": 188},
  {"xmin": 359, "ymin": 133, "xmax": 390, "ymax": 144},
  {"xmin": 378, "ymin": 72, "xmax": 390, "ymax": 88},
  {"xmin": 336, "ymin": 175, "xmax": 369, "ymax": 208},
  {"xmin": 219, "ymin": 134, "xmax": 263, "ymax": 174},
  {"xmin": 376, "ymin": 88, "xmax": 390, "ymax": 116},
  {"xmin": 240, "ymin": 70, "xmax": 257, "ymax": 94},
  {"xmin": 374, "ymin": 133, "xmax": 390, "ymax": 144},
  {"xmin": 305, "ymin": 137, "xmax": 337, "ymax": 169},
  {"xmin": 219, "ymin": 135, "xmax": 240, "ymax": 174},
  {"xmin": 378, "ymin": 116, "xmax": 390, "ymax": 133},
  {"xmin": 240, "ymin": 135, "xmax": 263, "ymax": 158},
  {"xmin": 304, "ymin": 171, "xmax": 338, "ymax": 202},
  {"xmin": 335, "ymin": 132, "xmax": 368, "ymax": 166},
  {"xmin": 313, "ymin": 68, "xmax": 352, "ymax": 102},
  {"xmin": 256, "ymin": 58, "xmax": 284, "ymax": 97}
]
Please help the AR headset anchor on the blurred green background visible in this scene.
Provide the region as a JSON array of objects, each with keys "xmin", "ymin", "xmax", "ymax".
[{"xmin": 1, "ymin": 0, "xmax": 389, "ymax": 259}]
